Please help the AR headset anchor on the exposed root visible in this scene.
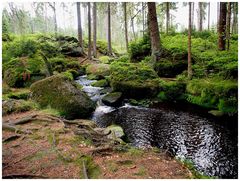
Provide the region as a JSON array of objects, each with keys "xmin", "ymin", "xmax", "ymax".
[
  {"xmin": 3, "ymin": 135, "xmax": 21, "ymax": 143},
  {"xmin": 82, "ymin": 160, "xmax": 89, "ymax": 179},
  {"xmin": 3, "ymin": 174, "xmax": 49, "ymax": 179}
]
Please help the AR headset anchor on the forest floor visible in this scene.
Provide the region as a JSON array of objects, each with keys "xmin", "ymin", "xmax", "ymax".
[{"xmin": 2, "ymin": 111, "xmax": 192, "ymax": 179}]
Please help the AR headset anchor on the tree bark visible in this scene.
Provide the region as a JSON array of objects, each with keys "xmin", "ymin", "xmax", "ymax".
[
  {"xmin": 208, "ymin": 2, "xmax": 210, "ymax": 30},
  {"xmin": 77, "ymin": 2, "xmax": 84, "ymax": 51},
  {"xmin": 232, "ymin": 2, "xmax": 238, "ymax": 34},
  {"xmin": 142, "ymin": 2, "xmax": 145, "ymax": 36},
  {"xmin": 93, "ymin": 2, "xmax": 97, "ymax": 58},
  {"xmin": 123, "ymin": 2, "xmax": 129, "ymax": 51},
  {"xmin": 218, "ymin": 2, "xmax": 227, "ymax": 51},
  {"xmin": 226, "ymin": 2, "xmax": 231, "ymax": 50},
  {"xmin": 147, "ymin": 2, "xmax": 161, "ymax": 64},
  {"xmin": 192, "ymin": 2, "xmax": 194, "ymax": 29},
  {"xmin": 107, "ymin": 3, "xmax": 112, "ymax": 55},
  {"xmin": 87, "ymin": 2, "xmax": 92, "ymax": 59},
  {"xmin": 188, "ymin": 2, "xmax": 193, "ymax": 80},
  {"xmin": 166, "ymin": 2, "xmax": 170, "ymax": 34},
  {"xmin": 198, "ymin": 2, "xmax": 203, "ymax": 31}
]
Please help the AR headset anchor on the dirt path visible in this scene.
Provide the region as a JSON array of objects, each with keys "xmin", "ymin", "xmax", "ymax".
[{"xmin": 2, "ymin": 111, "xmax": 192, "ymax": 179}]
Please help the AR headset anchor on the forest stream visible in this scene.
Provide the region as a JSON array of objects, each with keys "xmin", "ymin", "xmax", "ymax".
[{"xmin": 76, "ymin": 75, "xmax": 238, "ymax": 179}]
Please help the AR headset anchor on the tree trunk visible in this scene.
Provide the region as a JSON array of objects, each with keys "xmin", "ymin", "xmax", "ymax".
[
  {"xmin": 107, "ymin": 3, "xmax": 112, "ymax": 55},
  {"xmin": 226, "ymin": 2, "xmax": 231, "ymax": 50},
  {"xmin": 192, "ymin": 2, "xmax": 194, "ymax": 29},
  {"xmin": 142, "ymin": 2, "xmax": 145, "ymax": 36},
  {"xmin": 87, "ymin": 2, "xmax": 92, "ymax": 59},
  {"xmin": 232, "ymin": 2, "xmax": 238, "ymax": 34},
  {"xmin": 77, "ymin": 2, "xmax": 84, "ymax": 51},
  {"xmin": 93, "ymin": 2, "xmax": 97, "ymax": 58},
  {"xmin": 188, "ymin": 2, "xmax": 192, "ymax": 80},
  {"xmin": 166, "ymin": 2, "xmax": 170, "ymax": 34},
  {"xmin": 198, "ymin": 2, "xmax": 203, "ymax": 31},
  {"xmin": 147, "ymin": 2, "xmax": 161, "ymax": 64},
  {"xmin": 53, "ymin": 2, "xmax": 57, "ymax": 36},
  {"xmin": 123, "ymin": 2, "xmax": 128, "ymax": 51},
  {"xmin": 218, "ymin": 2, "xmax": 227, "ymax": 51},
  {"xmin": 208, "ymin": 2, "xmax": 210, "ymax": 30},
  {"xmin": 131, "ymin": 18, "xmax": 136, "ymax": 40}
]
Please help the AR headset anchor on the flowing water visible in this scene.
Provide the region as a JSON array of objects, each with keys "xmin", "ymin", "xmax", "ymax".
[{"xmin": 76, "ymin": 75, "xmax": 238, "ymax": 178}]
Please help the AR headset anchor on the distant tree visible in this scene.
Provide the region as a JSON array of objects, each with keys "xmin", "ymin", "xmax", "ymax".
[
  {"xmin": 166, "ymin": 2, "xmax": 170, "ymax": 34},
  {"xmin": 226, "ymin": 2, "xmax": 231, "ymax": 50},
  {"xmin": 93, "ymin": 2, "xmax": 97, "ymax": 58},
  {"xmin": 123, "ymin": 2, "xmax": 129, "ymax": 51},
  {"xmin": 188, "ymin": 2, "xmax": 193, "ymax": 79},
  {"xmin": 107, "ymin": 3, "xmax": 112, "ymax": 55},
  {"xmin": 77, "ymin": 2, "xmax": 84, "ymax": 53},
  {"xmin": 208, "ymin": 2, "xmax": 210, "ymax": 30},
  {"xmin": 232, "ymin": 2, "xmax": 238, "ymax": 34},
  {"xmin": 147, "ymin": 2, "xmax": 161, "ymax": 65},
  {"xmin": 48, "ymin": 2, "xmax": 57, "ymax": 36},
  {"xmin": 87, "ymin": 2, "xmax": 92, "ymax": 59},
  {"xmin": 218, "ymin": 2, "xmax": 227, "ymax": 51}
]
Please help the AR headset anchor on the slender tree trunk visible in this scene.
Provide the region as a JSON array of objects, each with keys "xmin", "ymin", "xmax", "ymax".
[
  {"xmin": 93, "ymin": 2, "xmax": 97, "ymax": 58},
  {"xmin": 107, "ymin": 3, "xmax": 112, "ymax": 55},
  {"xmin": 131, "ymin": 18, "xmax": 136, "ymax": 40},
  {"xmin": 77, "ymin": 2, "xmax": 84, "ymax": 52},
  {"xmin": 188, "ymin": 2, "xmax": 192, "ymax": 80},
  {"xmin": 192, "ymin": 2, "xmax": 194, "ymax": 29},
  {"xmin": 123, "ymin": 2, "xmax": 129, "ymax": 51},
  {"xmin": 198, "ymin": 2, "xmax": 203, "ymax": 31},
  {"xmin": 226, "ymin": 2, "xmax": 231, "ymax": 50},
  {"xmin": 166, "ymin": 2, "xmax": 170, "ymax": 34},
  {"xmin": 232, "ymin": 2, "xmax": 238, "ymax": 34},
  {"xmin": 208, "ymin": 2, "xmax": 210, "ymax": 30},
  {"xmin": 142, "ymin": 2, "xmax": 145, "ymax": 36},
  {"xmin": 218, "ymin": 2, "xmax": 227, "ymax": 51},
  {"xmin": 217, "ymin": 2, "xmax": 220, "ymax": 29},
  {"xmin": 53, "ymin": 2, "xmax": 57, "ymax": 36},
  {"xmin": 87, "ymin": 2, "xmax": 92, "ymax": 59},
  {"xmin": 147, "ymin": 2, "xmax": 161, "ymax": 64}
]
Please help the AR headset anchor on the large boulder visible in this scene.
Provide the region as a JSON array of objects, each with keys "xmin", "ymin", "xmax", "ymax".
[
  {"xmin": 102, "ymin": 92, "xmax": 122, "ymax": 106},
  {"xmin": 104, "ymin": 125, "xmax": 125, "ymax": 140},
  {"xmin": 30, "ymin": 75, "xmax": 96, "ymax": 119},
  {"xmin": 86, "ymin": 64, "xmax": 110, "ymax": 79}
]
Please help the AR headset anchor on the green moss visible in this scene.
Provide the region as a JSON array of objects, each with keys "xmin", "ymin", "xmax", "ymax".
[
  {"xmin": 186, "ymin": 79, "xmax": 237, "ymax": 114},
  {"xmin": 99, "ymin": 56, "xmax": 111, "ymax": 64},
  {"xmin": 86, "ymin": 64, "xmax": 110, "ymax": 78},
  {"xmin": 91, "ymin": 79, "xmax": 109, "ymax": 87},
  {"xmin": 126, "ymin": 147, "xmax": 144, "ymax": 158},
  {"xmin": 178, "ymin": 158, "xmax": 217, "ymax": 179},
  {"xmin": 7, "ymin": 89, "xmax": 30, "ymax": 100},
  {"xmin": 61, "ymin": 71, "xmax": 74, "ymax": 81}
]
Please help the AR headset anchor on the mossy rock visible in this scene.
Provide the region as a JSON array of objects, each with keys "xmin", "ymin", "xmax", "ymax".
[
  {"xmin": 104, "ymin": 125, "xmax": 125, "ymax": 140},
  {"xmin": 91, "ymin": 79, "xmax": 109, "ymax": 87},
  {"xmin": 102, "ymin": 92, "xmax": 122, "ymax": 106},
  {"xmin": 30, "ymin": 75, "xmax": 96, "ymax": 119},
  {"xmin": 86, "ymin": 64, "xmax": 110, "ymax": 78},
  {"xmin": 2, "ymin": 99, "xmax": 36, "ymax": 116}
]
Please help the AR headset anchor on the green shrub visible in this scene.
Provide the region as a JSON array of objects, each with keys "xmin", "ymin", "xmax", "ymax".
[
  {"xmin": 66, "ymin": 61, "xmax": 81, "ymax": 70},
  {"xmin": 128, "ymin": 34, "xmax": 151, "ymax": 62},
  {"xmin": 49, "ymin": 57, "xmax": 68, "ymax": 72},
  {"xmin": 115, "ymin": 55, "xmax": 129, "ymax": 63}
]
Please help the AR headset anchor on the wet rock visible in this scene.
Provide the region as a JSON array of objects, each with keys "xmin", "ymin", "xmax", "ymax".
[
  {"xmin": 104, "ymin": 125, "xmax": 125, "ymax": 140},
  {"xmin": 208, "ymin": 110, "xmax": 224, "ymax": 117},
  {"xmin": 102, "ymin": 92, "xmax": 122, "ymax": 106},
  {"xmin": 30, "ymin": 75, "xmax": 96, "ymax": 119},
  {"xmin": 91, "ymin": 79, "xmax": 109, "ymax": 87}
]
